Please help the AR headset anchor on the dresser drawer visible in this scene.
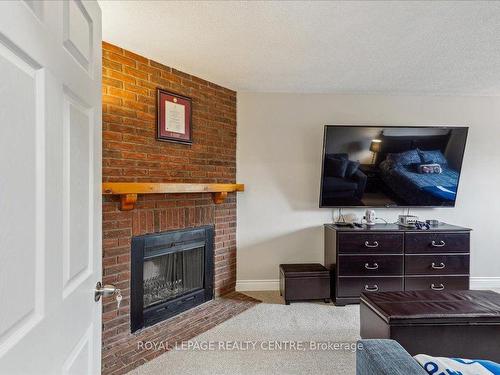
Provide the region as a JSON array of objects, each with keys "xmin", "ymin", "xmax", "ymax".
[
  {"xmin": 338, "ymin": 255, "xmax": 403, "ymax": 276},
  {"xmin": 405, "ymin": 276, "xmax": 469, "ymax": 291},
  {"xmin": 337, "ymin": 277, "xmax": 403, "ymax": 297},
  {"xmin": 405, "ymin": 254, "xmax": 469, "ymax": 275},
  {"xmin": 405, "ymin": 232, "xmax": 470, "ymax": 253},
  {"xmin": 338, "ymin": 233, "xmax": 404, "ymax": 254}
]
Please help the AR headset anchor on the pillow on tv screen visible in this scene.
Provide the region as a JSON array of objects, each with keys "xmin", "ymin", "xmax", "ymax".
[
  {"xmin": 419, "ymin": 150, "xmax": 448, "ymax": 166},
  {"xmin": 345, "ymin": 160, "xmax": 360, "ymax": 177},
  {"xmin": 325, "ymin": 157, "xmax": 348, "ymax": 178},
  {"xmin": 387, "ymin": 149, "xmax": 421, "ymax": 166},
  {"xmin": 418, "ymin": 163, "xmax": 442, "ymax": 174}
]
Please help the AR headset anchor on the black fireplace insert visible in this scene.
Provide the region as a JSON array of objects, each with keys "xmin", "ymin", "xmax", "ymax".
[{"xmin": 130, "ymin": 225, "xmax": 214, "ymax": 332}]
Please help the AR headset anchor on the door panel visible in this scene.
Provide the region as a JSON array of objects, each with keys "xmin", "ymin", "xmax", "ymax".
[
  {"xmin": 63, "ymin": 0, "xmax": 94, "ymax": 74},
  {"xmin": 0, "ymin": 37, "xmax": 44, "ymax": 357},
  {"xmin": 0, "ymin": 1, "xmax": 102, "ymax": 374},
  {"xmin": 62, "ymin": 89, "xmax": 94, "ymax": 298}
]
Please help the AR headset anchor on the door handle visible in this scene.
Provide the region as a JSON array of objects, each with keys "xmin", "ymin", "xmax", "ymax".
[
  {"xmin": 94, "ymin": 281, "xmax": 118, "ymax": 302},
  {"xmin": 364, "ymin": 241, "xmax": 379, "ymax": 248}
]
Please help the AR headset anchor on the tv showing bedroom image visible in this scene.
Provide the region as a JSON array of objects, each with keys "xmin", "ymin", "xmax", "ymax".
[{"xmin": 319, "ymin": 125, "xmax": 469, "ymax": 207}]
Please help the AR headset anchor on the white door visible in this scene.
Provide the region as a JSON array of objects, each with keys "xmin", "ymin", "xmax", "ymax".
[{"xmin": 0, "ymin": 1, "xmax": 103, "ymax": 374}]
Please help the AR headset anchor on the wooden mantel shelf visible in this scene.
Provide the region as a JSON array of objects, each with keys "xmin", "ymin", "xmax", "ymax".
[{"xmin": 102, "ymin": 182, "xmax": 245, "ymax": 211}]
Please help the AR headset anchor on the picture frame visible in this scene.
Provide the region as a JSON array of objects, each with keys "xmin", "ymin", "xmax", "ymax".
[{"xmin": 156, "ymin": 88, "xmax": 192, "ymax": 144}]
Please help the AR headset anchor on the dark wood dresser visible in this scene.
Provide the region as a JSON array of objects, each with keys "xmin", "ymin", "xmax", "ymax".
[{"xmin": 324, "ymin": 223, "xmax": 471, "ymax": 305}]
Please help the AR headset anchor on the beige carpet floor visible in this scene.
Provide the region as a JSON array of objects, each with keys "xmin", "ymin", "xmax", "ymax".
[{"xmin": 127, "ymin": 292, "xmax": 360, "ymax": 375}]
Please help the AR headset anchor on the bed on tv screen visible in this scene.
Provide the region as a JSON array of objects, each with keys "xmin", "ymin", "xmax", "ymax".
[{"xmin": 319, "ymin": 125, "xmax": 468, "ymax": 207}]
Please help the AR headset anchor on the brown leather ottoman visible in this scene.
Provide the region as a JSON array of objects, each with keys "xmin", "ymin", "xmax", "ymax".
[
  {"xmin": 279, "ymin": 263, "xmax": 330, "ymax": 305},
  {"xmin": 360, "ymin": 290, "xmax": 500, "ymax": 361}
]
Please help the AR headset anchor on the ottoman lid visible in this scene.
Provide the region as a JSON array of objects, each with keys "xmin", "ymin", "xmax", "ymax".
[
  {"xmin": 279, "ymin": 263, "xmax": 329, "ymax": 277},
  {"xmin": 361, "ymin": 290, "xmax": 500, "ymax": 325}
]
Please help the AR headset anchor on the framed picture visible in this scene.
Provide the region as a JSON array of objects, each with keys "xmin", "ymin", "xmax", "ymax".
[{"xmin": 156, "ymin": 89, "xmax": 192, "ymax": 144}]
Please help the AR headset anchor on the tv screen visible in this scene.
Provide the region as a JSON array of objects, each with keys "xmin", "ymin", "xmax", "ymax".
[{"xmin": 319, "ymin": 125, "xmax": 468, "ymax": 208}]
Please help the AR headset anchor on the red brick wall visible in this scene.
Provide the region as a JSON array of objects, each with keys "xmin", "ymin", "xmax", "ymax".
[{"xmin": 101, "ymin": 42, "xmax": 237, "ymax": 374}]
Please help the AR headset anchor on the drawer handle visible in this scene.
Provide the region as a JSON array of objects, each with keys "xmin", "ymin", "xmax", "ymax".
[
  {"xmin": 364, "ymin": 285, "xmax": 379, "ymax": 292},
  {"xmin": 364, "ymin": 241, "xmax": 379, "ymax": 248},
  {"xmin": 431, "ymin": 240, "xmax": 446, "ymax": 247},
  {"xmin": 364, "ymin": 263, "xmax": 379, "ymax": 270},
  {"xmin": 431, "ymin": 283, "xmax": 445, "ymax": 291},
  {"xmin": 431, "ymin": 262, "xmax": 446, "ymax": 270},
  {"xmin": 431, "ymin": 284, "xmax": 444, "ymax": 290}
]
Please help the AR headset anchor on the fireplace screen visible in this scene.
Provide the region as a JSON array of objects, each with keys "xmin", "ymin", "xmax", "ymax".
[
  {"xmin": 143, "ymin": 247, "xmax": 204, "ymax": 308},
  {"xmin": 131, "ymin": 225, "xmax": 214, "ymax": 332}
]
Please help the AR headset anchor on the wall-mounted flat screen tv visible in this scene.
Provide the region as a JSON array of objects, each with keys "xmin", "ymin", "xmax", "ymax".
[{"xmin": 319, "ymin": 125, "xmax": 468, "ymax": 208}]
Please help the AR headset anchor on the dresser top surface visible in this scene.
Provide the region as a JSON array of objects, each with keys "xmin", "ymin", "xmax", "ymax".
[{"xmin": 324, "ymin": 223, "xmax": 471, "ymax": 232}]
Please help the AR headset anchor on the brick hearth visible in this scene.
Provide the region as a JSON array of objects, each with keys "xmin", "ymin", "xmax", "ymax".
[
  {"xmin": 102, "ymin": 292, "xmax": 259, "ymax": 375},
  {"xmin": 101, "ymin": 42, "xmax": 244, "ymax": 375}
]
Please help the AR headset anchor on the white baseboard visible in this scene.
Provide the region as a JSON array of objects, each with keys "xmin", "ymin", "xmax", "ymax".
[
  {"xmin": 236, "ymin": 279, "xmax": 279, "ymax": 292},
  {"xmin": 470, "ymin": 277, "xmax": 500, "ymax": 290},
  {"xmin": 236, "ymin": 277, "xmax": 500, "ymax": 292}
]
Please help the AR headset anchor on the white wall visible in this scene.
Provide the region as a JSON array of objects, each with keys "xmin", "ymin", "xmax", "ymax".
[{"xmin": 236, "ymin": 92, "xmax": 500, "ymax": 290}]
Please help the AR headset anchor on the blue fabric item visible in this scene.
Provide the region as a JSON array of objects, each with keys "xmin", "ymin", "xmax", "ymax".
[
  {"xmin": 326, "ymin": 157, "xmax": 348, "ymax": 177},
  {"xmin": 454, "ymin": 359, "xmax": 500, "ymax": 374},
  {"xmin": 418, "ymin": 149, "xmax": 448, "ymax": 165},
  {"xmin": 421, "ymin": 185, "xmax": 456, "ymax": 201},
  {"xmin": 415, "ymin": 355, "xmax": 500, "ymax": 375},
  {"xmin": 387, "ymin": 149, "xmax": 422, "ymax": 166},
  {"xmin": 379, "ymin": 160, "xmax": 459, "ymax": 205},
  {"xmin": 356, "ymin": 339, "xmax": 427, "ymax": 375},
  {"xmin": 345, "ymin": 160, "xmax": 360, "ymax": 177},
  {"xmin": 323, "ymin": 177, "xmax": 358, "ymax": 192},
  {"xmin": 390, "ymin": 165, "xmax": 458, "ymax": 191}
]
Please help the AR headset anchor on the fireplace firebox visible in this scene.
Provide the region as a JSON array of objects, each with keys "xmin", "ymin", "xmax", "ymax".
[{"xmin": 130, "ymin": 226, "xmax": 214, "ymax": 332}]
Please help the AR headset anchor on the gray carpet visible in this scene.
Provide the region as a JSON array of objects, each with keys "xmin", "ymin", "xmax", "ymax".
[{"xmin": 128, "ymin": 296, "xmax": 360, "ymax": 375}]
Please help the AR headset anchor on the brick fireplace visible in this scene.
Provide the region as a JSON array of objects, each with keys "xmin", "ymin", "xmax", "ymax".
[{"xmin": 101, "ymin": 42, "xmax": 255, "ymax": 375}]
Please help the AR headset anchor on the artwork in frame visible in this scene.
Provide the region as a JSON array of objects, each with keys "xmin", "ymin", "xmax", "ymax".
[{"xmin": 156, "ymin": 88, "xmax": 192, "ymax": 144}]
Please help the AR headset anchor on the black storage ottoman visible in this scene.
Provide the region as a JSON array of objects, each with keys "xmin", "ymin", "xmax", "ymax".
[{"xmin": 279, "ymin": 263, "xmax": 330, "ymax": 305}]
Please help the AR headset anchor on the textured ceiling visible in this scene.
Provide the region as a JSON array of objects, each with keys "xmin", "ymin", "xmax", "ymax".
[{"xmin": 99, "ymin": 1, "xmax": 500, "ymax": 95}]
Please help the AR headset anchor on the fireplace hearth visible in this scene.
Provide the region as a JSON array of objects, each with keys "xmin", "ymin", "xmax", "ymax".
[{"xmin": 130, "ymin": 226, "xmax": 214, "ymax": 332}]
